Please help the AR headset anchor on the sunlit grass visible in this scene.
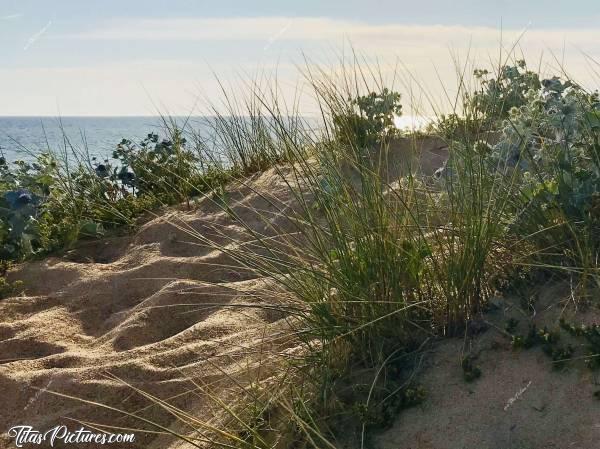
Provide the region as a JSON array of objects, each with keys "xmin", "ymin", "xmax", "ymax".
[{"xmin": 16, "ymin": 45, "xmax": 600, "ymax": 449}]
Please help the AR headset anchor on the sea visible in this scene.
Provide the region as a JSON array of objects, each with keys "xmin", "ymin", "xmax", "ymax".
[
  {"xmin": 0, "ymin": 115, "xmax": 390, "ymax": 164},
  {"xmin": 0, "ymin": 116, "xmax": 198, "ymax": 163}
]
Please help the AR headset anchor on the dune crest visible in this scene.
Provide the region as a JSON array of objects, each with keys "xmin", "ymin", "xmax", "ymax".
[
  {"xmin": 0, "ymin": 137, "xmax": 451, "ymax": 448},
  {"xmin": 0, "ymin": 167, "xmax": 301, "ymax": 449}
]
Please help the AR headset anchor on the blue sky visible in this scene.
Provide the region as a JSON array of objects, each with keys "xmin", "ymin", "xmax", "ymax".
[{"xmin": 1, "ymin": 1, "xmax": 600, "ymax": 115}]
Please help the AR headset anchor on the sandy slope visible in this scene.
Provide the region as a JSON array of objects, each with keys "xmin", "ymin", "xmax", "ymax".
[
  {"xmin": 0, "ymin": 136, "xmax": 450, "ymax": 448},
  {"xmin": 6, "ymin": 135, "xmax": 599, "ymax": 449},
  {"xmin": 0, "ymin": 167, "xmax": 303, "ymax": 449},
  {"xmin": 376, "ymin": 284, "xmax": 600, "ymax": 449}
]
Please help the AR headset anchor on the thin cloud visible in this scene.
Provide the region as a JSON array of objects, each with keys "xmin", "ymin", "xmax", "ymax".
[
  {"xmin": 60, "ymin": 16, "xmax": 600, "ymax": 50},
  {"xmin": 5, "ymin": 17, "xmax": 600, "ymax": 115},
  {"xmin": 56, "ymin": 17, "xmax": 600, "ymax": 70},
  {"xmin": 24, "ymin": 20, "xmax": 52, "ymax": 51}
]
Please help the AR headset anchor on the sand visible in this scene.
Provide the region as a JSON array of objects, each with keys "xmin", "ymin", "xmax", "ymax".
[
  {"xmin": 0, "ymin": 165, "xmax": 303, "ymax": 449},
  {"xmin": 4, "ymin": 135, "xmax": 600, "ymax": 449},
  {"xmin": 0, "ymin": 136, "xmax": 457, "ymax": 448},
  {"xmin": 376, "ymin": 284, "xmax": 600, "ymax": 449}
]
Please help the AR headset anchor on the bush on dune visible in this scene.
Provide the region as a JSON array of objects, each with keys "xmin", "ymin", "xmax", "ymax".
[
  {"xmin": 0, "ymin": 127, "xmax": 209, "ymax": 265},
  {"xmin": 184, "ymin": 58, "xmax": 600, "ymax": 447},
  {"xmin": 6, "ymin": 54, "xmax": 600, "ymax": 447}
]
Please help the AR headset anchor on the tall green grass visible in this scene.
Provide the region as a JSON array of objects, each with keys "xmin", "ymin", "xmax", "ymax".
[
  {"xmin": 142, "ymin": 57, "xmax": 524, "ymax": 447},
  {"xmin": 37, "ymin": 50, "xmax": 600, "ymax": 448}
]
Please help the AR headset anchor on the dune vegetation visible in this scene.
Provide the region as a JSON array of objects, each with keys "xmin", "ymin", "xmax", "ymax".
[{"xmin": 2, "ymin": 52, "xmax": 600, "ymax": 448}]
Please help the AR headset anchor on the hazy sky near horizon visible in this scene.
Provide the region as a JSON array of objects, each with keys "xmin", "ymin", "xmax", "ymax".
[{"xmin": 2, "ymin": 0, "xmax": 600, "ymax": 116}]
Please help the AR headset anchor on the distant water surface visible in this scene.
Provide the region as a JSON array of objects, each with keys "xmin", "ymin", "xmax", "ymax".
[{"xmin": 0, "ymin": 117, "xmax": 191, "ymax": 162}]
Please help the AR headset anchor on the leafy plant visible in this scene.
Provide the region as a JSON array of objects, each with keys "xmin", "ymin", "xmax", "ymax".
[
  {"xmin": 0, "ymin": 154, "xmax": 57, "ymax": 259},
  {"xmin": 112, "ymin": 130, "xmax": 202, "ymax": 204},
  {"xmin": 485, "ymin": 74, "xmax": 600, "ymax": 279},
  {"xmin": 333, "ymin": 88, "xmax": 402, "ymax": 148},
  {"xmin": 0, "ymin": 129, "xmax": 206, "ymax": 264},
  {"xmin": 560, "ymin": 319, "xmax": 600, "ymax": 369},
  {"xmin": 471, "ymin": 60, "xmax": 541, "ymax": 121},
  {"xmin": 432, "ymin": 60, "xmax": 540, "ymax": 142}
]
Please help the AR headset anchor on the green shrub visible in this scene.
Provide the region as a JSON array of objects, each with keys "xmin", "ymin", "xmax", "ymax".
[
  {"xmin": 0, "ymin": 128, "xmax": 211, "ymax": 264},
  {"xmin": 333, "ymin": 88, "xmax": 402, "ymax": 148},
  {"xmin": 471, "ymin": 60, "xmax": 541, "ymax": 121},
  {"xmin": 432, "ymin": 60, "xmax": 541, "ymax": 143},
  {"xmin": 0, "ymin": 154, "xmax": 58, "ymax": 259},
  {"xmin": 112, "ymin": 130, "xmax": 203, "ymax": 204},
  {"xmin": 486, "ymin": 75, "xmax": 600, "ymax": 278}
]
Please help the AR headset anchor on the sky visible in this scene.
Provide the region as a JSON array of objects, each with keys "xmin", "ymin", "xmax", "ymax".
[{"xmin": 1, "ymin": 0, "xmax": 600, "ymax": 116}]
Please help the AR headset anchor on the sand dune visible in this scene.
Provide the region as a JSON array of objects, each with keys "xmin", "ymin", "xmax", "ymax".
[
  {"xmin": 0, "ymin": 167, "xmax": 302, "ymax": 449},
  {"xmin": 3, "ymin": 136, "xmax": 600, "ymax": 449},
  {"xmin": 0, "ymin": 137, "xmax": 451, "ymax": 448},
  {"xmin": 376, "ymin": 284, "xmax": 600, "ymax": 449}
]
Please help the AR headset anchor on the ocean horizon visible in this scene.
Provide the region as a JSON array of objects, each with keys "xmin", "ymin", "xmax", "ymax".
[
  {"xmin": 0, "ymin": 115, "xmax": 422, "ymax": 163},
  {"xmin": 0, "ymin": 116, "xmax": 204, "ymax": 162}
]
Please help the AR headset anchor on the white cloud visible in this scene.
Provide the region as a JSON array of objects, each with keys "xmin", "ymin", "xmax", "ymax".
[
  {"xmin": 7, "ymin": 17, "xmax": 600, "ymax": 115},
  {"xmin": 0, "ymin": 60, "xmax": 301, "ymax": 116},
  {"xmin": 57, "ymin": 17, "xmax": 600, "ymax": 84},
  {"xmin": 60, "ymin": 16, "xmax": 600, "ymax": 52}
]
